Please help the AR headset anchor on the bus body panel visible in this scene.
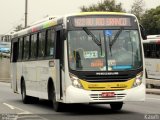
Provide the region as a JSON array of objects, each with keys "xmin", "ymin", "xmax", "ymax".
[
  {"xmin": 64, "ymin": 69, "xmax": 145, "ymax": 103},
  {"xmin": 145, "ymin": 58, "xmax": 160, "ymax": 79},
  {"xmin": 17, "ymin": 62, "xmax": 23, "ymax": 93},
  {"xmin": 24, "ymin": 61, "xmax": 37, "ymax": 97},
  {"xmin": 15, "ymin": 60, "xmax": 60, "ymax": 100},
  {"xmin": 143, "ymin": 37, "xmax": 160, "ymax": 87},
  {"xmin": 11, "ymin": 63, "xmax": 17, "ymax": 93}
]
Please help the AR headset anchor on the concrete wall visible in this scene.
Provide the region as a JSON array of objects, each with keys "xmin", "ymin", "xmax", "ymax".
[{"xmin": 0, "ymin": 57, "xmax": 10, "ymax": 82}]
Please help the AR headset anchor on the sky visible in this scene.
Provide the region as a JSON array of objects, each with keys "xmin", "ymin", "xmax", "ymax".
[{"xmin": 0, "ymin": 0, "xmax": 160, "ymax": 34}]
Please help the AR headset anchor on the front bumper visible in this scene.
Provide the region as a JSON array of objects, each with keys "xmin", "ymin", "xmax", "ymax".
[{"xmin": 65, "ymin": 84, "xmax": 145, "ymax": 103}]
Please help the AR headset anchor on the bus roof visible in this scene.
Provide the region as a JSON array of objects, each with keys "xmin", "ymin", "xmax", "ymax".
[
  {"xmin": 65, "ymin": 12, "xmax": 135, "ymax": 17},
  {"xmin": 142, "ymin": 34, "xmax": 160, "ymax": 44},
  {"xmin": 143, "ymin": 38, "xmax": 160, "ymax": 44},
  {"xmin": 147, "ymin": 35, "xmax": 160, "ymax": 39},
  {"xmin": 12, "ymin": 12, "xmax": 137, "ymax": 39}
]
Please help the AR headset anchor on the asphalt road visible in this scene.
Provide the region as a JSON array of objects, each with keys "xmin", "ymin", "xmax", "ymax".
[{"xmin": 0, "ymin": 82, "xmax": 160, "ymax": 120}]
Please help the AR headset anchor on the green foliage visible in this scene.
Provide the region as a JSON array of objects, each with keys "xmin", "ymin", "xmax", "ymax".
[
  {"xmin": 80, "ymin": 0, "xmax": 125, "ymax": 12},
  {"xmin": 130, "ymin": 0, "xmax": 145, "ymax": 21},
  {"xmin": 80, "ymin": 0, "xmax": 160, "ymax": 35},
  {"xmin": 141, "ymin": 6, "xmax": 160, "ymax": 35}
]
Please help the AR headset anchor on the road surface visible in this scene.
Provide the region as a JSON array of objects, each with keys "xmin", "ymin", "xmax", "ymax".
[{"xmin": 0, "ymin": 82, "xmax": 160, "ymax": 120}]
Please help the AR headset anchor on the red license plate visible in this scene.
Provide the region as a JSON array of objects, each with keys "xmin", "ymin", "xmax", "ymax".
[{"xmin": 101, "ymin": 92, "xmax": 115, "ymax": 97}]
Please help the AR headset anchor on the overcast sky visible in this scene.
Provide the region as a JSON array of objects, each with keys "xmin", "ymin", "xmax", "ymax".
[{"xmin": 0, "ymin": 0, "xmax": 160, "ymax": 34}]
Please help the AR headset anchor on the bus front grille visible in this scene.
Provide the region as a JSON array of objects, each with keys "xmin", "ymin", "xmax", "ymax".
[
  {"xmin": 83, "ymin": 75, "xmax": 134, "ymax": 82},
  {"xmin": 90, "ymin": 93, "xmax": 126, "ymax": 101}
]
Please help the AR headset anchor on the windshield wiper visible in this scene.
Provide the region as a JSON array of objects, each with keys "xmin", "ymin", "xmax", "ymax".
[
  {"xmin": 110, "ymin": 27, "xmax": 123, "ymax": 48},
  {"xmin": 83, "ymin": 27, "xmax": 101, "ymax": 46}
]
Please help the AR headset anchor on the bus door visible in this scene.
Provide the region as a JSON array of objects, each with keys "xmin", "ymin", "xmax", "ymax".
[
  {"xmin": 55, "ymin": 26, "xmax": 65, "ymax": 100},
  {"xmin": 11, "ymin": 39, "xmax": 19, "ymax": 93}
]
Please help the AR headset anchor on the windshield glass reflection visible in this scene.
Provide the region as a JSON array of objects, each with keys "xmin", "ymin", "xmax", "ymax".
[{"xmin": 68, "ymin": 29, "xmax": 142, "ymax": 71}]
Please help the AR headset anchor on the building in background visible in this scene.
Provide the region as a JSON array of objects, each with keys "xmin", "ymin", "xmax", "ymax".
[
  {"xmin": 0, "ymin": 34, "xmax": 11, "ymax": 42},
  {"xmin": 0, "ymin": 34, "xmax": 11, "ymax": 53}
]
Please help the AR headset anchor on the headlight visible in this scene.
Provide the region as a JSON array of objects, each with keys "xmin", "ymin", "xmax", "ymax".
[
  {"xmin": 69, "ymin": 73, "xmax": 83, "ymax": 88},
  {"xmin": 132, "ymin": 72, "xmax": 143, "ymax": 87}
]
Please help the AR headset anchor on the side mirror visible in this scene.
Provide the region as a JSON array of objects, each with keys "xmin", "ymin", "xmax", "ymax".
[{"xmin": 140, "ymin": 25, "xmax": 147, "ymax": 40}]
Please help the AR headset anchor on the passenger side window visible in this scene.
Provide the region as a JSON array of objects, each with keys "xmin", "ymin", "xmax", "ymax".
[
  {"xmin": 23, "ymin": 36, "xmax": 30, "ymax": 60},
  {"xmin": 30, "ymin": 34, "xmax": 37, "ymax": 59},
  {"xmin": 18, "ymin": 37, "xmax": 23, "ymax": 60},
  {"xmin": 11, "ymin": 39, "xmax": 19, "ymax": 62},
  {"xmin": 38, "ymin": 31, "xmax": 46, "ymax": 58},
  {"xmin": 46, "ymin": 29, "xmax": 55, "ymax": 57},
  {"xmin": 144, "ymin": 43, "xmax": 160, "ymax": 59}
]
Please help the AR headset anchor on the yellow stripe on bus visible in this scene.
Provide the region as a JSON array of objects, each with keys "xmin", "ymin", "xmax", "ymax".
[{"xmin": 80, "ymin": 78, "xmax": 135, "ymax": 91}]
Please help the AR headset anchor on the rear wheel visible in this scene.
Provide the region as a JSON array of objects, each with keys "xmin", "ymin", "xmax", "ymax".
[
  {"xmin": 21, "ymin": 81, "xmax": 30, "ymax": 104},
  {"xmin": 110, "ymin": 102, "xmax": 123, "ymax": 111}
]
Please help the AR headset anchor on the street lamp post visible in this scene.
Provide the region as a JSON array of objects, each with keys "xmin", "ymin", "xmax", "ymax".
[{"xmin": 25, "ymin": 0, "xmax": 28, "ymax": 28}]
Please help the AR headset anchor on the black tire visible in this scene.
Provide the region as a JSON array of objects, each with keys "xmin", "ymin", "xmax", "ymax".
[
  {"xmin": 50, "ymin": 83, "xmax": 63, "ymax": 112},
  {"xmin": 30, "ymin": 97, "xmax": 39, "ymax": 104},
  {"xmin": 21, "ymin": 81, "xmax": 30, "ymax": 104},
  {"xmin": 110, "ymin": 102, "xmax": 123, "ymax": 111}
]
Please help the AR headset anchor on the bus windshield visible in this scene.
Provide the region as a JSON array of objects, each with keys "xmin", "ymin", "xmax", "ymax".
[{"xmin": 68, "ymin": 29, "xmax": 142, "ymax": 71}]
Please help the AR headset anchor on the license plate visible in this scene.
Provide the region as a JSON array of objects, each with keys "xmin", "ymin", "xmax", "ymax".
[{"xmin": 101, "ymin": 92, "xmax": 115, "ymax": 97}]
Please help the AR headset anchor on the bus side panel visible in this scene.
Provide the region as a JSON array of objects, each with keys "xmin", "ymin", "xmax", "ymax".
[
  {"xmin": 16, "ymin": 62, "xmax": 23, "ymax": 94},
  {"xmin": 11, "ymin": 40, "xmax": 19, "ymax": 93},
  {"xmin": 18, "ymin": 59, "xmax": 61, "ymax": 100},
  {"xmin": 54, "ymin": 60, "xmax": 61, "ymax": 101},
  {"xmin": 23, "ymin": 61, "xmax": 39, "ymax": 97},
  {"xmin": 61, "ymin": 40, "xmax": 68, "ymax": 103},
  {"xmin": 145, "ymin": 58, "xmax": 160, "ymax": 79},
  {"xmin": 33, "ymin": 59, "xmax": 60, "ymax": 100},
  {"xmin": 11, "ymin": 63, "xmax": 17, "ymax": 93},
  {"xmin": 37, "ymin": 60, "xmax": 58, "ymax": 99}
]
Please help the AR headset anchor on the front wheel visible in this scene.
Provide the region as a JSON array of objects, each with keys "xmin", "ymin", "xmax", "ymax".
[
  {"xmin": 51, "ymin": 84, "xmax": 63, "ymax": 112},
  {"xmin": 110, "ymin": 102, "xmax": 123, "ymax": 111}
]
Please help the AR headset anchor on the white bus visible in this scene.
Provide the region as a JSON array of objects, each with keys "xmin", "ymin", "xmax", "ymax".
[
  {"xmin": 143, "ymin": 36, "xmax": 160, "ymax": 88},
  {"xmin": 11, "ymin": 12, "xmax": 146, "ymax": 112}
]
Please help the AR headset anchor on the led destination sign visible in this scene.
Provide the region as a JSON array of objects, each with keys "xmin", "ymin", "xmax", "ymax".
[{"xmin": 73, "ymin": 17, "xmax": 131, "ymax": 27}]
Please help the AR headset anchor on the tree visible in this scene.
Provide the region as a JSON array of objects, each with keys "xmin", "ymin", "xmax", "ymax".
[
  {"xmin": 130, "ymin": 0, "xmax": 145, "ymax": 21},
  {"xmin": 80, "ymin": 0, "xmax": 125, "ymax": 12},
  {"xmin": 14, "ymin": 24, "xmax": 24, "ymax": 32},
  {"xmin": 141, "ymin": 6, "xmax": 160, "ymax": 35}
]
